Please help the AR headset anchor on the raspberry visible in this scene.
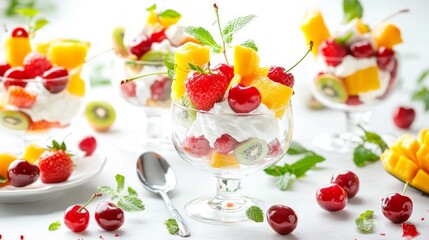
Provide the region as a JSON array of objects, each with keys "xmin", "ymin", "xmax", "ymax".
[
  {"xmin": 23, "ymin": 52, "xmax": 53, "ymax": 78},
  {"xmin": 150, "ymin": 76, "xmax": 172, "ymax": 101},
  {"xmin": 319, "ymin": 39, "xmax": 347, "ymax": 66},
  {"xmin": 120, "ymin": 81, "xmax": 137, "ymax": 97},
  {"xmin": 6, "ymin": 86, "xmax": 37, "ymax": 108},
  {"xmin": 376, "ymin": 47, "xmax": 395, "ymax": 71},
  {"xmin": 267, "ymin": 66, "xmax": 295, "ymax": 87},
  {"xmin": 349, "ymin": 40, "xmax": 374, "ymax": 58},
  {"xmin": 214, "ymin": 134, "xmax": 239, "ymax": 154},
  {"xmin": 185, "ymin": 71, "xmax": 228, "ymax": 111},
  {"xmin": 183, "ymin": 135, "xmax": 211, "ymax": 157}
]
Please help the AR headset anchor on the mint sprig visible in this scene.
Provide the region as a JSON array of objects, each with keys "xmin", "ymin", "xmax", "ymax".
[
  {"xmin": 164, "ymin": 218, "xmax": 179, "ymax": 235},
  {"xmin": 412, "ymin": 68, "xmax": 429, "ymax": 111},
  {"xmin": 159, "ymin": 9, "xmax": 181, "ymax": 19},
  {"xmin": 246, "ymin": 206, "xmax": 264, "ymax": 223},
  {"xmin": 98, "ymin": 174, "xmax": 145, "ymax": 212},
  {"xmin": 241, "ymin": 39, "xmax": 258, "ymax": 52},
  {"xmin": 264, "ymin": 141, "xmax": 325, "ymax": 190},
  {"xmin": 355, "ymin": 210, "xmax": 374, "ymax": 233},
  {"xmin": 183, "ymin": 26, "xmax": 222, "ymax": 53},
  {"xmin": 48, "ymin": 220, "xmax": 61, "ymax": 231},
  {"xmin": 15, "ymin": 7, "xmax": 49, "ymax": 35},
  {"xmin": 222, "ymin": 14, "xmax": 256, "ymax": 44},
  {"xmin": 343, "ymin": 0, "xmax": 363, "ymax": 23},
  {"xmin": 353, "ymin": 126, "xmax": 388, "ymax": 167}
]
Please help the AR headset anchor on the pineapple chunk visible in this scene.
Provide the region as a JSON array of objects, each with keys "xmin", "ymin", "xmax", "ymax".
[
  {"xmin": 48, "ymin": 40, "xmax": 89, "ymax": 70},
  {"xmin": 343, "ymin": 66, "xmax": 380, "ymax": 95},
  {"xmin": 393, "ymin": 156, "xmax": 419, "ymax": 183},
  {"xmin": 301, "ymin": 8, "xmax": 330, "ymax": 56},
  {"xmin": 416, "ymin": 144, "xmax": 429, "ymax": 173},
  {"xmin": 372, "ymin": 22, "xmax": 402, "ymax": 49},
  {"xmin": 234, "ymin": 45, "xmax": 260, "ymax": 86},
  {"xmin": 411, "ymin": 169, "xmax": 429, "ymax": 194},
  {"xmin": 210, "ymin": 152, "xmax": 240, "ymax": 168},
  {"xmin": 22, "ymin": 144, "xmax": 45, "ymax": 164}
]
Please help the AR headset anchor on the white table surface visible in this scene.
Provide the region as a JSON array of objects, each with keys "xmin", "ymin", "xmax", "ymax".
[{"xmin": 0, "ymin": 0, "xmax": 428, "ymax": 239}]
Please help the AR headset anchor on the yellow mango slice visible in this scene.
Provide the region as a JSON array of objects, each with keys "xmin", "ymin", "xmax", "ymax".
[
  {"xmin": 355, "ymin": 18, "xmax": 370, "ymax": 34},
  {"xmin": 0, "ymin": 153, "xmax": 17, "ymax": 187},
  {"xmin": 172, "ymin": 42, "xmax": 210, "ymax": 100},
  {"xmin": 147, "ymin": 11, "xmax": 159, "ymax": 25},
  {"xmin": 48, "ymin": 40, "xmax": 89, "ymax": 70},
  {"xmin": 411, "ymin": 169, "xmax": 429, "ymax": 194},
  {"xmin": 247, "ymin": 76, "xmax": 293, "ymax": 118},
  {"xmin": 234, "ymin": 45, "xmax": 260, "ymax": 85},
  {"xmin": 417, "ymin": 144, "xmax": 429, "ymax": 173},
  {"xmin": 301, "ymin": 8, "xmax": 330, "ymax": 56},
  {"xmin": 418, "ymin": 128, "xmax": 429, "ymax": 145},
  {"xmin": 372, "ymin": 22, "xmax": 402, "ymax": 49},
  {"xmin": 343, "ymin": 66, "xmax": 380, "ymax": 95},
  {"xmin": 399, "ymin": 134, "xmax": 419, "ymax": 163},
  {"xmin": 380, "ymin": 149, "xmax": 400, "ymax": 172},
  {"xmin": 393, "ymin": 156, "xmax": 419, "ymax": 183},
  {"xmin": 4, "ymin": 36, "xmax": 32, "ymax": 67},
  {"xmin": 210, "ymin": 152, "xmax": 240, "ymax": 168},
  {"xmin": 67, "ymin": 72, "xmax": 86, "ymax": 96},
  {"xmin": 22, "ymin": 144, "xmax": 45, "ymax": 164},
  {"xmin": 35, "ymin": 38, "xmax": 61, "ymax": 55}
]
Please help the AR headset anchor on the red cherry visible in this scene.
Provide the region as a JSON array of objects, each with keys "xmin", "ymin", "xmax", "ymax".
[
  {"xmin": 95, "ymin": 201, "xmax": 125, "ymax": 231},
  {"xmin": 267, "ymin": 66, "xmax": 295, "ymax": 87},
  {"xmin": 393, "ymin": 106, "xmax": 416, "ymax": 129},
  {"xmin": 78, "ymin": 136, "xmax": 97, "ymax": 156},
  {"xmin": 228, "ymin": 83, "xmax": 261, "ymax": 113},
  {"xmin": 345, "ymin": 96, "xmax": 362, "ymax": 106},
  {"xmin": 214, "ymin": 63, "xmax": 234, "ymax": 83},
  {"xmin": 11, "ymin": 27, "xmax": 29, "ymax": 38},
  {"xmin": 0, "ymin": 62, "xmax": 11, "ymax": 77},
  {"xmin": 316, "ymin": 183, "xmax": 348, "ymax": 211},
  {"xmin": 330, "ymin": 171, "xmax": 359, "ymax": 198},
  {"xmin": 268, "ymin": 139, "xmax": 281, "ymax": 156},
  {"xmin": 376, "ymin": 47, "xmax": 395, "ymax": 71},
  {"xmin": 120, "ymin": 81, "xmax": 137, "ymax": 97},
  {"xmin": 349, "ymin": 40, "xmax": 374, "ymax": 58},
  {"xmin": 266, "ymin": 205, "xmax": 298, "ymax": 235},
  {"xmin": 213, "ymin": 134, "xmax": 239, "ymax": 154},
  {"xmin": 3, "ymin": 66, "xmax": 28, "ymax": 89},
  {"xmin": 150, "ymin": 28, "xmax": 167, "ymax": 43},
  {"xmin": 150, "ymin": 76, "xmax": 172, "ymax": 101},
  {"xmin": 182, "ymin": 135, "xmax": 211, "ymax": 157},
  {"xmin": 129, "ymin": 34, "xmax": 153, "ymax": 59},
  {"xmin": 382, "ymin": 193, "xmax": 413, "ymax": 223},
  {"xmin": 42, "ymin": 66, "xmax": 69, "ymax": 94},
  {"xmin": 319, "ymin": 39, "xmax": 347, "ymax": 66},
  {"xmin": 7, "ymin": 159, "xmax": 40, "ymax": 187},
  {"xmin": 64, "ymin": 205, "xmax": 90, "ymax": 233}
]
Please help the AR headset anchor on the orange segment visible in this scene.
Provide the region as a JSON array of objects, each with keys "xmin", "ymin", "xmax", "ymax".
[
  {"xmin": 372, "ymin": 22, "xmax": 402, "ymax": 49},
  {"xmin": 210, "ymin": 152, "xmax": 240, "ymax": 168},
  {"xmin": 301, "ymin": 8, "xmax": 330, "ymax": 56}
]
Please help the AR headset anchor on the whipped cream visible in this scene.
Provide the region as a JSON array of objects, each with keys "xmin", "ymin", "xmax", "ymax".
[
  {"xmin": 189, "ymin": 101, "xmax": 279, "ymax": 147},
  {"xmin": 331, "ymin": 19, "xmax": 376, "ymax": 47},
  {"xmin": 165, "ymin": 24, "xmax": 187, "ymax": 47},
  {"xmin": 135, "ymin": 65, "xmax": 165, "ymax": 104},
  {"xmin": 317, "ymin": 55, "xmax": 377, "ymax": 78}
]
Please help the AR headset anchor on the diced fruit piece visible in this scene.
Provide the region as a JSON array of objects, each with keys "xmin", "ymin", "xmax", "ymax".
[
  {"xmin": 3, "ymin": 66, "xmax": 28, "ymax": 89},
  {"xmin": 23, "ymin": 52, "xmax": 53, "ymax": 78},
  {"xmin": 355, "ymin": 18, "xmax": 370, "ymax": 34},
  {"xmin": 247, "ymin": 75, "xmax": 293, "ymax": 118},
  {"xmin": 112, "ymin": 26, "xmax": 129, "ymax": 57},
  {"xmin": 0, "ymin": 153, "xmax": 18, "ymax": 186},
  {"xmin": 228, "ymin": 83, "xmax": 261, "ymax": 113},
  {"xmin": 267, "ymin": 66, "xmax": 294, "ymax": 87},
  {"xmin": 214, "ymin": 134, "xmax": 239, "ymax": 154},
  {"xmin": 301, "ymin": 9, "xmax": 330, "ymax": 56},
  {"xmin": 150, "ymin": 76, "xmax": 172, "ymax": 101},
  {"xmin": 173, "ymin": 42, "xmax": 210, "ymax": 100},
  {"xmin": 120, "ymin": 81, "xmax": 136, "ymax": 97},
  {"xmin": 214, "ymin": 63, "xmax": 234, "ymax": 83},
  {"xmin": 381, "ymin": 149, "xmax": 401, "ymax": 172},
  {"xmin": 129, "ymin": 34, "xmax": 152, "ymax": 59},
  {"xmin": 319, "ymin": 39, "xmax": 347, "ymax": 66},
  {"xmin": 345, "ymin": 96, "xmax": 362, "ymax": 106},
  {"xmin": 416, "ymin": 144, "xmax": 429, "ymax": 173},
  {"xmin": 0, "ymin": 62, "xmax": 11, "ymax": 76},
  {"xmin": 183, "ymin": 134, "xmax": 211, "ymax": 158},
  {"xmin": 38, "ymin": 140, "xmax": 74, "ymax": 183},
  {"xmin": 210, "ymin": 152, "xmax": 240, "ymax": 168},
  {"xmin": 34, "ymin": 38, "xmax": 61, "ymax": 55},
  {"xmin": 6, "ymin": 86, "xmax": 37, "ymax": 108},
  {"xmin": 227, "ymin": 74, "xmax": 241, "ymax": 90},
  {"xmin": 150, "ymin": 28, "xmax": 167, "ymax": 43},
  {"xmin": 400, "ymin": 134, "xmax": 420, "ymax": 164},
  {"xmin": 28, "ymin": 120, "xmax": 61, "ymax": 132},
  {"xmin": 48, "ymin": 40, "xmax": 89, "ymax": 70},
  {"xmin": 177, "ymin": 95, "xmax": 196, "ymax": 128},
  {"xmin": 140, "ymin": 50, "xmax": 167, "ymax": 62},
  {"xmin": 392, "ymin": 156, "xmax": 419, "ymax": 183},
  {"xmin": 372, "ymin": 22, "xmax": 402, "ymax": 49},
  {"xmin": 349, "ymin": 40, "xmax": 374, "ymax": 58},
  {"xmin": 376, "ymin": 47, "xmax": 395, "ymax": 71},
  {"xmin": 234, "ymin": 138, "xmax": 268, "ymax": 166},
  {"xmin": 343, "ymin": 66, "xmax": 380, "ymax": 95},
  {"xmin": 22, "ymin": 144, "xmax": 45, "ymax": 163},
  {"xmin": 0, "ymin": 111, "xmax": 30, "ymax": 131},
  {"xmin": 159, "ymin": 11, "xmax": 182, "ymax": 29},
  {"xmin": 78, "ymin": 136, "xmax": 97, "ymax": 157},
  {"xmin": 234, "ymin": 45, "xmax": 260, "ymax": 85},
  {"xmin": 418, "ymin": 129, "xmax": 429, "ymax": 145},
  {"xmin": 315, "ymin": 74, "xmax": 348, "ymax": 103},
  {"xmin": 393, "ymin": 106, "xmax": 416, "ymax": 129},
  {"xmin": 411, "ymin": 170, "xmax": 429, "ymax": 194},
  {"xmin": 146, "ymin": 10, "xmax": 158, "ymax": 25},
  {"xmin": 42, "ymin": 66, "xmax": 69, "ymax": 94},
  {"xmin": 85, "ymin": 101, "xmax": 116, "ymax": 132},
  {"xmin": 185, "ymin": 71, "xmax": 228, "ymax": 111},
  {"xmin": 7, "ymin": 159, "xmax": 40, "ymax": 187},
  {"xmin": 4, "ymin": 27, "xmax": 32, "ymax": 67},
  {"xmin": 67, "ymin": 71, "xmax": 86, "ymax": 96},
  {"xmin": 268, "ymin": 139, "xmax": 281, "ymax": 157}
]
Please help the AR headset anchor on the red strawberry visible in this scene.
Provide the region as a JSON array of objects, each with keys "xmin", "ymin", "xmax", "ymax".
[
  {"xmin": 267, "ymin": 66, "xmax": 295, "ymax": 87},
  {"xmin": 319, "ymin": 39, "xmax": 347, "ymax": 66},
  {"xmin": 23, "ymin": 52, "xmax": 53, "ymax": 78},
  {"xmin": 7, "ymin": 86, "xmax": 37, "ymax": 108},
  {"xmin": 38, "ymin": 140, "xmax": 73, "ymax": 183},
  {"xmin": 214, "ymin": 134, "xmax": 239, "ymax": 154},
  {"xmin": 185, "ymin": 71, "xmax": 228, "ymax": 111}
]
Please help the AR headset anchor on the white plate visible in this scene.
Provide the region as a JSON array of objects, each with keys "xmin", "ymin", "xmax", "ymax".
[{"xmin": 0, "ymin": 155, "xmax": 106, "ymax": 203}]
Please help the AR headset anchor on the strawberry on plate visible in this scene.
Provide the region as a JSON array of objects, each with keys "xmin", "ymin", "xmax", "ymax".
[
  {"xmin": 6, "ymin": 85, "xmax": 37, "ymax": 108},
  {"xmin": 38, "ymin": 140, "xmax": 74, "ymax": 183}
]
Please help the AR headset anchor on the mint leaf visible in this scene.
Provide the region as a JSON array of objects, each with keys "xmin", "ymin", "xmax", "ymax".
[
  {"xmin": 34, "ymin": 18, "xmax": 49, "ymax": 31},
  {"xmin": 164, "ymin": 218, "xmax": 179, "ymax": 235},
  {"xmin": 116, "ymin": 174, "xmax": 125, "ymax": 193},
  {"xmin": 146, "ymin": 4, "xmax": 156, "ymax": 11},
  {"xmin": 164, "ymin": 57, "xmax": 176, "ymax": 80},
  {"xmin": 291, "ymin": 155, "xmax": 325, "ymax": 177},
  {"xmin": 417, "ymin": 69, "xmax": 429, "ymax": 84},
  {"xmin": 159, "ymin": 9, "xmax": 181, "ymax": 19},
  {"xmin": 128, "ymin": 187, "xmax": 138, "ymax": 196},
  {"xmin": 97, "ymin": 186, "xmax": 116, "ymax": 196},
  {"xmin": 183, "ymin": 26, "xmax": 222, "ymax": 53},
  {"xmin": 355, "ymin": 210, "xmax": 374, "ymax": 233},
  {"xmin": 246, "ymin": 206, "xmax": 264, "ymax": 223},
  {"xmin": 48, "ymin": 220, "xmax": 61, "ymax": 231},
  {"xmin": 353, "ymin": 144, "xmax": 379, "ymax": 167},
  {"xmin": 412, "ymin": 86, "xmax": 429, "ymax": 111},
  {"xmin": 118, "ymin": 195, "xmax": 145, "ymax": 212},
  {"xmin": 343, "ymin": 0, "xmax": 363, "ymax": 23},
  {"xmin": 287, "ymin": 141, "xmax": 310, "ymax": 155},
  {"xmin": 264, "ymin": 164, "xmax": 288, "ymax": 176},
  {"xmin": 15, "ymin": 8, "xmax": 39, "ymax": 18},
  {"xmin": 0, "ymin": 175, "xmax": 6, "ymax": 183},
  {"xmin": 222, "ymin": 14, "xmax": 256, "ymax": 44},
  {"xmin": 359, "ymin": 126, "xmax": 388, "ymax": 151},
  {"xmin": 241, "ymin": 39, "xmax": 258, "ymax": 52},
  {"xmin": 274, "ymin": 172, "xmax": 294, "ymax": 190},
  {"xmin": 335, "ymin": 31, "xmax": 353, "ymax": 44},
  {"xmin": 188, "ymin": 63, "xmax": 206, "ymax": 74}
]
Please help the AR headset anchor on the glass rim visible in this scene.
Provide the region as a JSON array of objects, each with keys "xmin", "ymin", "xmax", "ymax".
[{"xmin": 317, "ymin": 54, "xmax": 396, "ymax": 61}]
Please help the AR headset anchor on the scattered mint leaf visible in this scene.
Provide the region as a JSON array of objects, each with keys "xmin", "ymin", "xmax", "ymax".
[
  {"xmin": 48, "ymin": 220, "xmax": 61, "ymax": 231},
  {"xmin": 164, "ymin": 218, "xmax": 179, "ymax": 235},
  {"xmin": 118, "ymin": 195, "xmax": 145, "ymax": 212},
  {"xmin": 417, "ymin": 69, "xmax": 429, "ymax": 84},
  {"xmin": 287, "ymin": 141, "xmax": 311, "ymax": 155},
  {"xmin": 128, "ymin": 186, "xmax": 138, "ymax": 196},
  {"xmin": 164, "ymin": 57, "xmax": 176, "ymax": 80},
  {"xmin": 0, "ymin": 175, "xmax": 6, "ymax": 183},
  {"xmin": 355, "ymin": 210, "xmax": 374, "ymax": 233},
  {"xmin": 335, "ymin": 31, "xmax": 353, "ymax": 44},
  {"xmin": 412, "ymin": 87, "xmax": 429, "ymax": 111},
  {"xmin": 343, "ymin": 0, "xmax": 363, "ymax": 23},
  {"xmin": 146, "ymin": 4, "xmax": 156, "ymax": 12},
  {"xmin": 353, "ymin": 126, "xmax": 388, "ymax": 167},
  {"xmin": 159, "ymin": 9, "xmax": 181, "ymax": 19},
  {"xmin": 183, "ymin": 26, "xmax": 222, "ymax": 53},
  {"xmin": 291, "ymin": 155, "xmax": 325, "ymax": 177},
  {"xmin": 97, "ymin": 186, "xmax": 116, "ymax": 196},
  {"xmin": 222, "ymin": 14, "xmax": 256, "ymax": 44},
  {"xmin": 353, "ymin": 144, "xmax": 379, "ymax": 167},
  {"xmin": 264, "ymin": 164, "xmax": 289, "ymax": 176},
  {"xmin": 274, "ymin": 172, "xmax": 294, "ymax": 190},
  {"xmin": 241, "ymin": 39, "xmax": 258, "ymax": 52},
  {"xmin": 246, "ymin": 206, "xmax": 264, "ymax": 223},
  {"xmin": 116, "ymin": 174, "xmax": 125, "ymax": 193}
]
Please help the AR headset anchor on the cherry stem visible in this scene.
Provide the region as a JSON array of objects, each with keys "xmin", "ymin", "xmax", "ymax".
[
  {"xmin": 213, "ymin": 3, "xmax": 229, "ymax": 65},
  {"xmin": 285, "ymin": 41, "xmax": 313, "ymax": 73},
  {"xmin": 120, "ymin": 71, "xmax": 168, "ymax": 84},
  {"xmin": 380, "ymin": 9, "xmax": 409, "ymax": 24},
  {"xmin": 78, "ymin": 193, "xmax": 102, "ymax": 212},
  {"xmin": 402, "ymin": 182, "xmax": 409, "ymax": 196}
]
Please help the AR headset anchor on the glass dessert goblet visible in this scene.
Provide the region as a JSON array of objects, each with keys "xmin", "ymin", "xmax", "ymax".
[{"xmin": 171, "ymin": 101, "xmax": 293, "ymax": 224}]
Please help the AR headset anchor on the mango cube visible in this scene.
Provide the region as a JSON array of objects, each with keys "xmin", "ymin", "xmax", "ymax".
[
  {"xmin": 48, "ymin": 40, "xmax": 89, "ymax": 70},
  {"xmin": 301, "ymin": 8, "xmax": 331, "ymax": 56},
  {"xmin": 417, "ymin": 144, "xmax": 429, "ymax": 173},
  {"xmin": 210, "ymin": 152, "xmax": 240, "ymax": 168},
  {"xmin": 343, "ymin": 66, "xmax": 380, "ymax": 95},
  {"xmin": 418, "ymin": 128, "xmax": 429, "ymax": 145},
  {"xmin": 233, "ymin": 45, "xmax": 260, "ymax": 86},
  {"xmin": 393, "ymin": 156, "xmax": 419, "ymax": 183},
  {"xmin": 411, "ymin": 169, "xmax": 429, "ymax": 194},
  {"xmin": 22, "ymin": 144, "xmax": 45, "ymax": 164},
  {"xmin": 372, "ymin": 22, "xmax": 402, "ymax": 49},
  {"xmin": 380, "ymin": 149, "xmax": 400, "ymax": 172},
  {"xmin": 4, "ymin": 37, "xmax": 32, "ymax": 67}
]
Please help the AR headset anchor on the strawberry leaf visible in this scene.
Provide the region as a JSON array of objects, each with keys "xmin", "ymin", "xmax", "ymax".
[
  {"xmin": 159, "ymin": 9, "xmax": 181, "ymax": 19},
  {"xmin": 246, "ymin": 206, "xmax": 264, "ymax": 223},
  {"xmin": 343, "ymin": 0, "xmax": 363, "ymax": 23},
  {"xmin": 183, "ymin": 26, "xmax": 222, "ymax": 53},
  {"xmin": 48, "ymin": 220, "xmax": 61, "ymax": 231},
  {"xmin": 164, "ymin": 218, "xmax": 179, "ymax": 235},
  {"xmin": 241, "ymin": 39, "xmax": 258, "ymax": 52},
  {"xmin": 222, "ymin": 14, "xmax": 256, "ymax": 44}
]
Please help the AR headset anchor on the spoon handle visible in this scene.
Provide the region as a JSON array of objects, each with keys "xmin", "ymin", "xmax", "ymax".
[{"xmin": 160, "ymin": 191, "xmax": 191, "ymax": 237}]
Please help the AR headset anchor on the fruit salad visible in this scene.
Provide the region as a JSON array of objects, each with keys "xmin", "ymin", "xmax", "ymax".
[
  {"xmin": 301, "ymin": 5, "xmax": 402, "ymax": 109},
  {"xmin": 0, "ymin": 27, "xmax": 89, "ymax": 134},
  {"xmin": 171, "ymin": 42, "xmax": 294, "ymax": 173},
  {"xmin": 112, "ymin": 5, "xmax": 197, "ymax": 108}
]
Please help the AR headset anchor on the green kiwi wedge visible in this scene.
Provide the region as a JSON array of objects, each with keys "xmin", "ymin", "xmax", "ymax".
[
  {"xmin": 0, "ymin": 111, "xmax": 30, "ymax": 131},
  {"xmin": 234, "ymin": 138, "xmax": 269, "ymax": 166},
  {"xmin": 315, "ymin": 74, "xmax": 348, "ymax": 103},
  {"xmin": 84, "ymin": 101, "xmax": 116, "ymax": 132}
]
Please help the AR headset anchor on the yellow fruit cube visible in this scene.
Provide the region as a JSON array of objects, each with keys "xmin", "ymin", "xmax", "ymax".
[
  {"xmin": 393, "ymin": 156, "xmax": 419, "ymax": 183},
  {"xmin": 234, "ymin": 45, "xmax": 260, "ymax": 85},
  {"xmin": 355, "ymin": 18, "xmax": 370, "ymax": 34},
  {"xmin": 400, "ymin": 134, "xmax": 420, "ymax": 163},
  {"xmin": 146, "ymin": 11, "xmax": 159, "ymax": 25},
  {"xmin": 172, "ymin": 42, "xmax": 210, "ymax": 100},
  {"xmin": 301, "ymin": 8, "xmax": 330, "ymax": 56},
  {"xmin": 159, "ymin": 15, "xmax": 181, "ymax": 29},
  {"xmin": 48, "ymin": 40, "xmax": 89, "ymax": 70},
  {"xmin": 372, "ymin": 22, "xmax": 402, "ymax": 49},
  {"xmin": 411, "ymin": 169, "xmax": 429, "ymax": 194},
  {"xmin": 418, "ymin": 128, "xmax": 429, "ymax": 145},
  {"xmin": 210, "ymin": 152, "xmax": 240, "ymax": 168},
  {"xmin": 380, "ymin": 149, "xmax": 400, "ymax": 172},
  {"xmin": 4, "ymin": 37, "xmax": 32, "ymax": 67},
  {"xmin": 343, "ymin": 66, "xmax": 380, "ymax": 95},
  {"xmin": 67, "ymin": 71, "xmax": 86, "ymax": 96},
  {"xmin": 35, "ymin": 38, "xmax": 61, "ymax": 56},
  {"xmin": 417, "ymin": 144, "xmax": 429, "ymax": 173},
  {"xmin": 0, "ymin": 153, "xmax": 17, "ymax": 186},
  {"xmin": 22, "ymin": 144, "xmax": 45, "ymax": 164}
]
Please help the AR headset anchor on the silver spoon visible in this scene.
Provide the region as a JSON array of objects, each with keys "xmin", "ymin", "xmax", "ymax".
[{"xmin": 136, "ymin": 151, "xmax": 191, "ymax": 237}]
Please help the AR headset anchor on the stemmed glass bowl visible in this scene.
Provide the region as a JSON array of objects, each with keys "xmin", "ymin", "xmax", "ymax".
[{"xmin": 170, "ymin": 101, "xmax": 293, "ymax": 223}]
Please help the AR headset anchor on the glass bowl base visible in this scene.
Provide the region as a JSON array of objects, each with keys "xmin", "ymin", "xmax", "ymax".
[{"xmin": 312, "ymin": 132, "xmax": 362, "ymax": 154}]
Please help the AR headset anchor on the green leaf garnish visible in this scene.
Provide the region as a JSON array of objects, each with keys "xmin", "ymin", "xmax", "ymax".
[
  {"xmin": 335, "ymin": 31, "xmax": 354, "ymax": 45},
  {"xmin": 48, "ymin": 220, "xmax": 61, "ymax": 231},
  {"xmin": 412, "ymin": 87, "xmax": 429, "ymax": 111},
  {"xmin": 164, "ymin": 218, "xmax": 179, "ymax": 235},
  {"xmin": 274, "ymin": 172, "xmax": 294, "ymax": 190},
  {"xmin": 34, "ymin": 18, "xmax": 49, "ymax": 31},
  {"xmin": 164, "ymin": 57, "xmax": 176, "ymax": 80},
  {"xmin": 353, "ymin": 144, "xmax": 379, "ymax": 167},
  {"xmin": 14, "ymin": 7, "xmax": 49, "ymax": 35},
  {"xmin": 222, "ymin": 14, "xmax": 256, "ymax": 44},
  {"xmin": 353, "ymin": 126, "xmax": 388, "ymax": 167},
  {"xmin": 15, "ymin": 8, "xmax": 39, "ymax": 18},
  {"xmin": 359, "ymin": 126, "xmax": 388, "ymax": 151},
  {"xmin": 146, "ymin": 4, "xmax": 157, "ymax": 12},
  {"xmin": 291, "ymin": 155, "xmax": 325, "ymax": 177},
  {"xmin": 241, "ymin": 39, "xmax": 258, "ymax": 52},
  {"xmin": 98, "ymin": 174, "xmax": 145, "ymax": 212},
  {"xmin": 246, "ymin": 206, "xmax": 264, "ymax": 223},
  {"xmin": 183, "ymin": 26, "xmax": 222, "ymax": 53},
  {"xmin": 343, "ymin": 0, "xmax": 363, "ymax": 23},
  {"xmin": 355, "ymin": 210, "xmax": 374, "ymax": 233},
  {"xmin": 0, "ymin": 175, "xmax": 6, "ymax": 183},
  {"xmin": 287, "ymin": 141, "xmax": 311, "ymax": 155},
  {"xmin": 417, "ymin": 69, "xmax": 429, "ymax": 84},
  {"xmin": 159, "ymin": 9, "xmax": 181, "ymax": 19}
]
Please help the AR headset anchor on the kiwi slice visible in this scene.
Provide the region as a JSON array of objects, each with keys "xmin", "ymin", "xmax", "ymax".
[
  {"xmin": 84, "ymin": 101, "xmax": 116, "ymax": 132},
  {"xmin": 177, "ymin": 94, "xmax": 196, "ymax": 128},
  {"xmin": 234, "ymin": 138, "xmax": 269, "ymax": 166},
  {"xmin": 315, "ymin": 74, "xmax": 348, "ymax": 103},
  {"xmin": 140, "ymin": 50, "xmax": 168, "ymax": 62},
  {"xmin": 0, "ymin": 111, "xmax": 30, "ymax": 131},
  {"xmin": 112, "ymin": 26, "xmax": 129, "ymax": 57}
]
